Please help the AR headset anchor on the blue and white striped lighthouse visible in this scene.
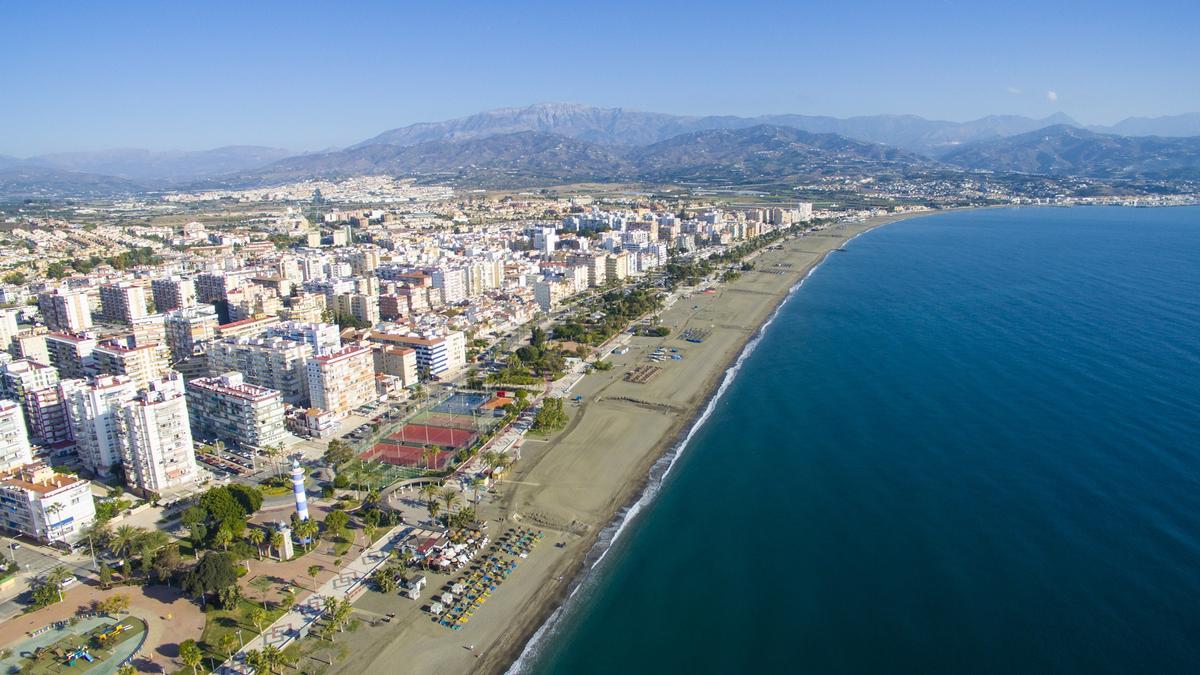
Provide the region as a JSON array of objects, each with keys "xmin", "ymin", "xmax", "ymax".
[{"xmin": 292, "ymin": 458, "xmax": 309, "ymax": 522}]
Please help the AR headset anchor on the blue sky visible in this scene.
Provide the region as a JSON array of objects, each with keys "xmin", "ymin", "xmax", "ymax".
[{"xmin": 2, "ymin": 0, "xmax": 1197, "ymax": 155}]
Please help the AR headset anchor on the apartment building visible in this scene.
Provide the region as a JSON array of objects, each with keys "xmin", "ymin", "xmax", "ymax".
[
  {"xmin": 38, "ymin": 288, "xmax": 93, "ymax": 333},
  {"xmin": 0, "ymin": 462, "xmax": 95, "ymax": 544},
  {"xmin": 306, "ymin": 344, "xmax": 374, "ymax": 417},
  {"xmin": 0, "ymin": 400, "xmax": 33, "ymax": 471},
  {"xmin": 151, "ymin": 276, "xmax": 197, "ymax": 312},
  {"xmin": 264, "ymin": 321, "xmax": 342, "ymax": 357},
  {"xmin": 605, "ymin": 251, "xmax": 631, "ymax": 281},
  {"xmin": 208, "ymin": 336, "xmax": 310, "ymax": 406},
  {"xmin": 0, "ymin": 308, "xmax": 19, "ymax": 351},
  {"xmin": 45, "ymin": 333, "xmax": 97, "ymax": 380},
  {"xmin": 23, "ymin": 383, "xmax": 74, "ymax": 447},
  {"xmin": 366, "ymin": 331, "xmax": 466, "ymax": 378},
  {"xmin": 164, "ymin": 305, "xmax": 220, "ymax": 362},
  {"xmin": 118, "ymin": 373, "xmax": 198, "ymax": 494},
  {"xmin": 99, "ymin": 282, "xmax": 148, "ymax": 325},
  {"xmin": 185, "ymin": 372, "xmax": 287, "ymax": 451},
  {"xmin": 93, "ymin": 340, "xmax": 169, "ymax": 390},
  {"xmin": 65, "ymin": 375, "xmax": 138, "ymax": 476},
  {"xmin": 371, "ymin": 344, "xmax": 418, "ymax": 388}
]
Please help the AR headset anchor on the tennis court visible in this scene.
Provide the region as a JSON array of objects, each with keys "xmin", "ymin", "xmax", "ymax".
[
  {"xmin": 386, "ymin": 424, "xmax": 477, "ymax": 449},
  {"xmin": 363, "ymin": 443, "xmax": 454, "ymax": 470}
]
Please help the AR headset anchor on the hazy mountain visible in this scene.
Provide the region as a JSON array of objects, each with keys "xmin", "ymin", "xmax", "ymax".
[
  {"xmin": 231, "ymin": 132, "xmax": 628, "ymax": 187},
  {"xmin": 1091, "ymin": 113, "xmax": 1200, "ymax": 138},
  {"xmin": 353, "ymin": 102, "xmax": 1082, "ymax": 156},
  {"xmin": 941, "ymin": 125, "xmax": 1200, "ymax": 180},
  {"xmin": 0, "ymin": 166, "xmax": 145, "ymax": 198},
  {"xmin": 23, "ymin": 146, "xmax": 293, "ymax": 182},
  {"xmin": 628, "ymin": 125, "xmax": 929, "ymax": 183},
  {"xmin": 238, "ymin": 124, "xmax": 925, "ymax": 188}
]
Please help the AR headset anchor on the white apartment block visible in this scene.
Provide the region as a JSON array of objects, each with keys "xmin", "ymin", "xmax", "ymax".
[
  {"xmin": 263, "ymin": 321, "xmax": 342, "ymax": 357},
  {"xmin": 65, "ymin": 375, "xmax": 138, "ymax": 476},
  {"xmin": 164, "ymin": 305, "xmax": 220, "ymax": 362},
  {"xmin": 151, "ymin": 276, "xmax": 197, "ymax": 312},
  {"xmin": 94, "ymin": 341, "xmax": 169, "ymax": 390},
  {"xmin": 0, "ymin": 308, "xmax": 19, "ymax": 351},
  {"xmin": 0, "ymin": 400, "xmax": 33, "ymax": 471},
  {"xmin": 371, "ymin": 345, "xmax": 419, "ymax": 388},
  {"xmin": 38, "ymin": 288, "xmax": 93, "ymax": 333},
  {"xmin": 99, "ymin": 282, "xmax": 148, "ymax": 325},
  {"xmin": 307, "ymin": 344, "xmax": 374, "ymax": 418},
  {"xmin": 208, "ymin": 336, "xmax": 311, "ymax": 406},
  {"xmin": 45, "ymin": 332, "xmax": 97, "ymax": 380},
  {"xmin": 367, "ymin": 331, "xmax": 466, "ymax": 378},
  {"xmin": 185, "ymin": 372, "xmax": 287, "ymax": 451},
  {"xmin": 118, "ymin": 373, "xmax": 198, "ymax": 494},
  {"xmin": 0, "ymin": 463, "xmax": 96, "ymax": 544}
]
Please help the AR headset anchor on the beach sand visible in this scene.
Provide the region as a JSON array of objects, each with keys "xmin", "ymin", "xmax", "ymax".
[{"xmin": 329, "ymin": 212, "xmax": 927, "ymax": 675}]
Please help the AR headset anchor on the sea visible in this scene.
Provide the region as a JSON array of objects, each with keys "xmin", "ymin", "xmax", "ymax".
[{"xmin": 512, "ymin": 206, "xmax": 1200, "ymax": 674}]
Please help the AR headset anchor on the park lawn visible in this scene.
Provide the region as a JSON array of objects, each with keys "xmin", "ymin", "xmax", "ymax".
[{"xmin": 197, "ymin": 597, "xmax": 288, "ymax": 664}]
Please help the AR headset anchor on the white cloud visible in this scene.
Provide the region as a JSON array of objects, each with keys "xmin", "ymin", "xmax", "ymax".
[
  {"xmin": 1006, "ymin": 86, "xmax": 1022, "ymax": 95},
  {"xmin": 1046, "ymin": 90, "xmax": 1059, "ymax": 102}
]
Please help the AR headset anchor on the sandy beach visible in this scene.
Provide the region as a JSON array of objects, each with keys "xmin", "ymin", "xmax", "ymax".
[{"xmin": 329, "ymin": 212, "xmax": 929, "ymax": 675}]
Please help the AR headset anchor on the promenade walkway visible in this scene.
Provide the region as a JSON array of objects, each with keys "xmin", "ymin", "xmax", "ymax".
[{"xmin": 217, "ymin": 524, "xmax": 408, "ymax": 674}]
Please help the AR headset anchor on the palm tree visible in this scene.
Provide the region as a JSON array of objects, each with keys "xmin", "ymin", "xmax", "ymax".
[
  {"xmin": 296, "ymin": 519, "xmax": 319, "ymax": 551},
  {"xmin": 107, "ymin": 525, "xmax": 143, "ymax": 560},
  {"xmin": 219, "ymin": 633, "xmax": 239, "ymax": 659},
  {"xmin": 307, "ymin": 564, "xmax": 322, "ymax": 590},
  {"xmin": 269, "ymin": 531, "xmax": 284, "ymax": 560},
  {"xmin": 469, "ymin": 477, "xmax": 485, "ymax": 504},
  {"xmin": 418, "ymin": 483, "xmax": 438, "ymax": 509},
  {"xmin": 420, "ymin": 446, "xmax": 437, "ymax": 471},
  {"xmin": 427, "ymin": 500, "xmax": 441, "ymax": 525},
  {"xmin": 250, "ymin": 606, "xmax": 269, "ymax": 634},
  {"xmin": 213, "ymin": 526, "xmax": 233, "ymax": 551},
  {"xmin": 117, "ymin": 664, "xmax": 137, "ymax": 675},
  {"xmin": 246, "ymin": 528, "xmax": 265, "ymax": 560},
  {"xmin": 440, "ymin": 487, "xmax": 459, "ymax": 518},
  {"xmin": 262, "ymin": 644, "xmax": 283, "ymax": 674}
]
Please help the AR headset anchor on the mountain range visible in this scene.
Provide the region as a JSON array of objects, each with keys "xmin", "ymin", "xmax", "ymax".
[{"xmin": 4, "ymin": 103, "xmax": 1200, "ymax": 196}]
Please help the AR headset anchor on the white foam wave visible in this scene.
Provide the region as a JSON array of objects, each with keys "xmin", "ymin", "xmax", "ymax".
[{"xmin": 506, "ymin": 245, "xmax": 845, "ymax": 674}]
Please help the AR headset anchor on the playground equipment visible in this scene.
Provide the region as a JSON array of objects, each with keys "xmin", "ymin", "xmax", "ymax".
[
  {"xmin": 94, "ymin": 622, "xmax": 130, "ymax": 644},
  {"xmin": 64, "ymin": 646, "xmax": 94, "ymax": 666}
]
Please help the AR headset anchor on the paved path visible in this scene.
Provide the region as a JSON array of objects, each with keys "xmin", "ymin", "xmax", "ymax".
[{"xmin": 217, "ymin": 524, "xmax": 408, "ymax": 673}]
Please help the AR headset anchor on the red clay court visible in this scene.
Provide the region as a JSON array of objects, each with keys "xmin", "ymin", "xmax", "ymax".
[
  {"xmin": 363, "ymin": 443, "xmax": 453, "ymax": 469},
  {"xmin": 387, "ymin": 424, "xmax": 476, "ymax": 449}
]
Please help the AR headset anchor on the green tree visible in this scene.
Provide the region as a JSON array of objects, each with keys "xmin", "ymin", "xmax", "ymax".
[
  {"xmin": 371, "ymin": 567, "xmax": 397, "ymax": 593},
  {"xmin": 98, "ymin": 563, "xmax": 113, "ymax": 590},
  {"xmin": 307, "ymin": 564, "xmax": 322, "ymax": 589},
  {"xmin": 325, "ymin": 439, "xmax": 354, "ymax": 467},
  {"xmin": 295, "ymin": 519, "xmax": 319, "ymax": 551},
  {"xmin": 324, "ymin": 511, "xmax": 349, "ymax": 541},
  {"xmin": 269, "ymin": 530, "xmax": 285, "ymax": 560},
  {"xmin": 179, "ymin": 639, "xmax": 203, "ymax": 675},
  {"xmin": 183, "ymin": 552, "xmax": 239, "ymax": 606},
  {"xmin": 250, "ymin": 606, "xmax": 269, "ymax": 634},
  {"xmin": 246, "ymin": 527, "xmax": 265, "ymax": 560}
]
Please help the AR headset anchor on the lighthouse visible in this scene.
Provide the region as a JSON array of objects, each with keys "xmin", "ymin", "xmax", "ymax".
[{"xmin": 291, "ymin": 458, "xmax": 309, "ymax": 522}]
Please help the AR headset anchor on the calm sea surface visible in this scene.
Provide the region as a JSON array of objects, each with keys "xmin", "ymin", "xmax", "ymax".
[{"xmin": 519, "ymin": 206, "xmax": 1200, "ymax": 674}]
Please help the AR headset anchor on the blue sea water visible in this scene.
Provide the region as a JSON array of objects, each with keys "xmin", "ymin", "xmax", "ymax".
[{"xmin": 517, "ymin": 206, "xmax": 1200, "ymax": 674}]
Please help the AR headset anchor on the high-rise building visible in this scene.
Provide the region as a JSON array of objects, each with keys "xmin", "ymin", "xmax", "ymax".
[
  {"xmin": 118, "ymin": 373, "xmax": 198, "ymax": 494},
  {"xmin": 10, "ymin": 329, "xmax": 50, "ymax": 365},
  {"xmin": 23, "ymin": 383, "xmax": 74, "ymax": 447},
  {"xmin": 431, "ymin": 268, "xmax": 467, "ymax": 305},
  {"xmin": 605, "ymin": 252, "xmax": 631, "ymax": 281},
  {"xmin": 151, "ymin": 276, "xmax": 197, "ymax": 312},
  {"xmin": 208, "ymin": 337, "xmax": 310, "ymax": 406},
  {"xmin": 185, "ymin": 372, "xmax": 287, "ymax": 451},
  {"xmin": 366, "ymin": 331, "xmax": 466, "ymax": 378},
  {"xmin": 333, "ymin": 292, "xmax": 379, "ymax": 326},
  {"xmin": 66, "ymin": 375, "xmax": 138, "ymax": 476},
  {"xmin": 45, "ymin": 333, "xmax": 97, "ymax": 380},
  {"xmin": 263, "ymin": 321, "xmax": 342, "ymax": 357},
  {"xmin": 306, "ymin": 344, "xmax": 374, "ymax": 418},
  {"xmin": 0, "ymin": 462, "xmax": 96, "ymax": 544},
  {"xmin": 371, "ymin": 345, "xmax": 419, "ymax": 388},
  {"xmin": 93, "ymin": 340, "xmax": 169, "ymax": 390},
  {"xmin": 0, "ymin": 400, "xmax": 33, "ymax": 471},
  {"xmin": 99, "ymin": 282, "xmax": 148, "ymax": 325},
  {"xmin": 164, "ymin": 305, "xmax": 220, "ymax": 363},
  {"xmin": 0, "ymin": 308, "xmax": 20, "ymax": 352},
  {"xmin": 38, "ymin": 289, "xmax": 93, "ymax": 333}
]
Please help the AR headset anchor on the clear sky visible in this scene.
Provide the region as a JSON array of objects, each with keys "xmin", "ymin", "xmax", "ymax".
[{"xmin": 2, "ymin": 0, "xmax": 1197, "ymax": 156}]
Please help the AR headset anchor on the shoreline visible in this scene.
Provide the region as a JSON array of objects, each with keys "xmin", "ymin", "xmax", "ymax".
[
  {"xmin": 486, "ymin": 210, "xmax": 935, "ymax": 674},
  {"xmin": 329, "ymin": 209, "xmax": 939, "ymax": 675}
]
